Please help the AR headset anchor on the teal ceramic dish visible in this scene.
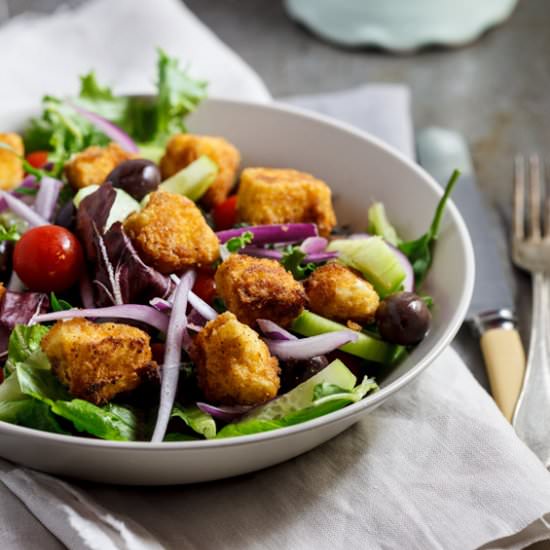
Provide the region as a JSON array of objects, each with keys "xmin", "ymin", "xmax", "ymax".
[{"xmin": 285, "ymin": 0, "xmax": 518, "ymax": 51}]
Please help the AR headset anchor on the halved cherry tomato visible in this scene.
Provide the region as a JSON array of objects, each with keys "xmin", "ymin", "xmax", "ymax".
[
  {"xmin": 192, "ymin": 269, "xmax": 216, "ymax": 305},
  {"xmin": 25, "ymin": 151, "xmax": 49, "ymax": 169},
  {"xmin": 13, "ymin": 225, "xmax": 84, "ymax": 293},
  {"xmin": 213, "ymin": 195, "xmax": 238, "ymax": 230}
]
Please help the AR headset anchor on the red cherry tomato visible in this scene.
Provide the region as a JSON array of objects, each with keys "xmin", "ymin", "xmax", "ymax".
[
  {"xmin": 213, "ymin": 195, "xmax": 238, "ymax": 230},
  {"xmin": 25, "ymin": 151, "xmax": 49, "ymax": 169},
  {"xmin": 13, "ymin": 226, "xmax": 84, "ymax": 293},
  {"xmin": 192, "ymin": 270, "xmax": 216, "ymax": 305}
]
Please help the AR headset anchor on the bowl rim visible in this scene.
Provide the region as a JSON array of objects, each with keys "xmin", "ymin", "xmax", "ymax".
[{"xmin": 0, "ymin": 97, "xmax": 475, "ymax": 450}]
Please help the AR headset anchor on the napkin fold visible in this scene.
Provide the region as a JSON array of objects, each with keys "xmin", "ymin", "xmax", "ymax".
[{"xmin": 1, "ymin": 1, "xmax": 550, "ymax": 549}]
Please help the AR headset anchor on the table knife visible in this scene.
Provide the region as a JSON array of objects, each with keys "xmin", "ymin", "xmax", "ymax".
[{"xmin": 417, "ymin": 128, "xmax": 526, "ymax": 421}]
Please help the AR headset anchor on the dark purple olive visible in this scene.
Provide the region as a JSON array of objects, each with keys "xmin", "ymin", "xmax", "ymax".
[
  {"xmin": 376, "ymin": 291, "xmax": 431, "ymax": 346},
  {"xmin": 280, "ymin": 355, "xmax": 329, "ymax": 393},
  {"xmin": 0, "ymin": 241, "xmax": 13, "ymax": 284},
  {"xmin": 55, "ymin": 200, "xmax": 76, "ymax": 230},
  {"xmin": 106, "ymin": 159, "xmax": 161, "ymax": 201}
]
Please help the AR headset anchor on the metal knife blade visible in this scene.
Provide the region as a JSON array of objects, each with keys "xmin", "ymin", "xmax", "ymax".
[{"xmin": 416, "ymin": 127, "xmax": 516, "ymax": 320}]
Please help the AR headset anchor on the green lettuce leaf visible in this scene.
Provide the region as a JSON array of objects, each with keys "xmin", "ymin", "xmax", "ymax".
[
  {"xmin": 0, "ymin": 399, "xmax": 67, "ymax": 434},
  {"xmin": 5, "ymin": 324, "xmax": 50, "ymax": 374},
  {"xmin": 12, "ymin": 356, "xmax": 137, "ymax": 441},
  {"xmin": 171, "ymin": 403, "xmax": 216, "ymax": 439},
  {"xmin": 24, "ymin": 96, "xmax": 110, "ymax": 176},
  {"xmin": 398, "ymin": 170, "xmax": 460, "ymax": 285},
  {"xmin": 51, "ymin": 400, "xmax": 137, "ymax": 441},
  {"xmin": 217, "ymin": 376, "xmax": 378, "ymax": 439},
  {"xmin": 24, "ymin": 50, "xmax": 207, "ymax": 174}
]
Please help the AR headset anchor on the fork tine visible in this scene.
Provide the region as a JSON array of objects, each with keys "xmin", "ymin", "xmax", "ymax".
[
  {"xmin": 513, "ymin": 156, "xmax": 525, "ymax": 240},
  {"xmin": 528, "ymin": 154, "xmax": 542, "ymax": 240}
]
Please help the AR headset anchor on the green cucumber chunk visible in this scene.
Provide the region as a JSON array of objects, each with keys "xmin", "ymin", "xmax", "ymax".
[
  {"xmin": 159, "ymin": 155, "xmax": 218, "ymax": 201},
  {"xmin": 327, "ymin": 236, "xmax": 405, "ymax": 296},
  {"xmin": 73, "ymin": 185, "xmax": 140, "ymax": 230},
  {"xmin": 367, "ymin": 202, "xmax": 401, "ymax": 246},
  {"xmin": 291, "ymin": 310, "xmax": 401, "ymax": 364},
  {"xmin": 247, "ymin": 359, "xmax": 356, "ymax": 421}
]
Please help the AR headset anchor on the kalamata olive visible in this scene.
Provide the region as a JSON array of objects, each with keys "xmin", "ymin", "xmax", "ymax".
[
  {"xmin": 55, "ymin": 200, "xmax": 76, "ymax": 230},
  {"xmin": 375, "ymin": 291, "xmax": 431, "ymax": 345},
  {"xmin": 280, "ymin": 355, "xmax": 329, "ymax": 392},
  {"xmin": 106, "ymin": 159, "xmax": 161, "ymax": 201},
  {"xmin": 0, "ymin": 241, "xmax": 13, "ymax": 284}
]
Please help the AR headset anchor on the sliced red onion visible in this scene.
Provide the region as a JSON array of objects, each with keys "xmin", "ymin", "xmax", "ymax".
[
  {"xmin": 0, "ymin": 191, "xmax": 48, "ymax": 227},
  {"xmin": 304, "ymin": 252, "xmax": 339, "ymax": 263},
  {"xmin": 34, "ymin": 177, "xmax": 62, "ymax": 221},
  {"xmin": 67, "ymin": 101, "xmax": 138, "ymax": 153},
  {"xmin": 151, "ymin": 270, "xmax": 196, "ymax": 443},
  {"xmin": 390, "ymin": 244, "xmax": 415, "ymax": 292},
  {"xmin": 32, "ymin": 305, "xmax": 169, "ymax": 332},
  {"xmin": 300, "ymin": 236, "xmax": 328, "ymax": 255},
  {"xmin": 257, "ymin": 318, "xmax": 297, "ymax": 341},
  {"xmin": 265, "ymin": 331, "xmax": 358, "ymax": 360},
  {"xmin": 79, "ymin": 273, "xmax": 95, "ymax": 309},
  {"xmin": 150, "ymin": 297, "xmax": 172, "ymax": 313},
  {"xmin": 240, "ymin": 246, "xmax": 283, "ymax": 260},
  {"xmin": 188, "ymin": 290, "xmax": 217, "ymax": 321},
  {"xmin": 196, "ymin": 402, "xmax": 253, "ymax": 423},
  {"xmin": 217, "ymin": 223, "xmax": 318, "ymax": 245}
]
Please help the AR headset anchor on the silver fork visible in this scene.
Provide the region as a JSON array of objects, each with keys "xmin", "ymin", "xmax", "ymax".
[{"xmin": 511, "ymin": 154, "xmax": 550, "ymax": 466}]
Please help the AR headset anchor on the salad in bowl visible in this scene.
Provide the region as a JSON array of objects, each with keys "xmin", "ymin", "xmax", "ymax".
[{"xmin": 0, "ymin": 51, "xmax": 458, "ymax": 444}]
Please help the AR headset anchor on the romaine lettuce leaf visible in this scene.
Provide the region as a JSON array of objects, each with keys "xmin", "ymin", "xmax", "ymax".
[
  {"xmin": 171, "ymin": 403, "xmax": 216, "ymax": 439},
  {"xmin": 217, "ymin": 375, "xmax": 378, "ymax": 439},
  {"xmin": 0, "ymin": 399, "xmax": 67, "ymax": 434},
  {"xmin": 11, "ymin": 354, "xmax": 137, "ymax": 441},
  {"xmin": 51, "ymin": 400, "xmax": 136, "ymax": 441},
  {"xmin": 5, "ymin": 324, "xmax": 50, "ymax": 374}
]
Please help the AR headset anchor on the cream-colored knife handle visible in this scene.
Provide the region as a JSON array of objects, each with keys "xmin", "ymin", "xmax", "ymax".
[{"xmin": 480, "ymin": 327, "xmax": 525, "ymax": 421}]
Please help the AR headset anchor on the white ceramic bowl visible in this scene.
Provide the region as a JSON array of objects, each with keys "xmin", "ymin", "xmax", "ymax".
[{"xmin": 0, "ymin": 99, "xmax": 474, "ymax": 485}]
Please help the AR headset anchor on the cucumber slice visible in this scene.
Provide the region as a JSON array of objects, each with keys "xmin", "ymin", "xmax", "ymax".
[
  {"xmin": 247, "ymin": 359, "xmax": 356, "ymax": 421},
  {"xmin": 159, "ymin": 155, "xmax": 218, "ymax": 201},
  {"xmin": 291, "ymin": 310, "xmax": 400, "ymax": 364},
  {"xmin": 367, "ymin": 202, "xmax": 401, "ymax": 246},
  {"xmin": 73, "ymin": 185, "xmax": 140, "ymax": 231},
  {"xmin": 327, "ymin": 236, "xmax": 405, "ymax": 296}
]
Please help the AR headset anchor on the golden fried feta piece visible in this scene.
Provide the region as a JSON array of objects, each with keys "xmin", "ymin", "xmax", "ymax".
[
  {"xmin": 0, "ymin": 133, "xmax": 24, "ymax": 190},
  {"xmin": 41, "ymin": 318, "xmax": 158, "ymax": 405},
  {"xmin": 159, "ymin": 134, "xmax": 240, "ymax": 208},
  {"xmin": 304, "ymin": 263, "xmax": 380, "ymax": 324},
  {"xmin": 123, "ymin": 190, "xmax": 220, "ymax": 274},
  {"xmin": 215, "ymin": 254, "xmax": 306, "ymax": 328},
  {"xmin": 237, "ymin": 168, "xmax": 337, "ymax": 237},
  {"xmin": 190, "ymin": 312, "xmax": 280, "ymax": 405},
  {"xmin": 64, "ymin": 142, "xmax": 137, "ymax": 189}
]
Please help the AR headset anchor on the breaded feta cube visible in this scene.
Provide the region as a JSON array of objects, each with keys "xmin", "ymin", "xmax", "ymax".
[
  {"xmin": 159, "ymin": 134, "xmax": 240, "ymax": 208},
  {"xmin": 190, "ymin": 312, "xmax": 280, "ymax": 405},
  {"xmin": 41, "ymin": 318, "xmax": 158, "ymax": 405},
  {"xmin": 0, "ymin": 133, "xmax": 24, "ymax": 190},
  {"xmin": 237, "ymin": 168, "xmax": 337, "ymax": 237},
  {"xmin": 124, "ymin": 190, "xmax": 219, "ymax": 274},
  {"xmin": 304, "ymin": 262, "xmax": 380, "ymax": 324},
  {"xmin": 215, "ymin": 254, "xmax": 306, "ymax": 327},
  {"xmin": 64, "ymin": 142, "xmax": 137, "ymax": 189}
]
